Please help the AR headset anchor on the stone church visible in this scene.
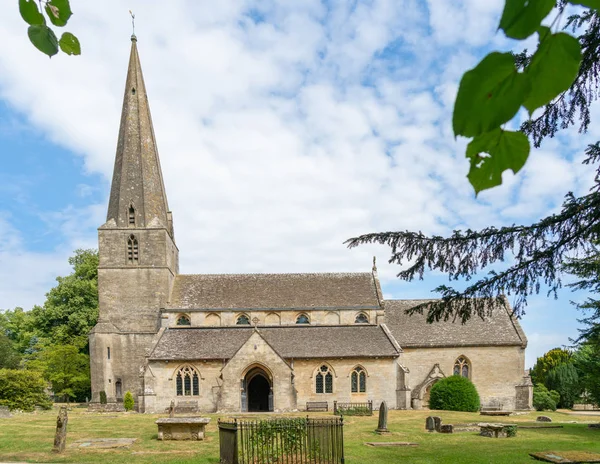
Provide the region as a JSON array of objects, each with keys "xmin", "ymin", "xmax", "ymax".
[{"xmin": 89, "ymin": 37, "xmax": 533, "ymax": 413}]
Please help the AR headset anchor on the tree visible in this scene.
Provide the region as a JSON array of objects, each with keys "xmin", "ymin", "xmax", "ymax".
[
  {"xmin": 0, "ymin": 368, "xmax": 52, "ymax": 411},
  {"xmin": 573, "ymin": 343, "xmax": 600, "ymax": 405},
  {"xmin": 347, "ymin": 6, "xmax": 600, "ymax": 325},
  {"xmin": 32, "ymin": 248, "xmax": 99, "ymax": 350},
  {"xmin": 0, "ymin": 332, "xmax": 21, "ymax": 369},
  {"xmin": 545, "ymin": 362, "xmax": 581, "ymax": 408},
  {"xmin": 17, "ymin": 0, "xmax": 80, "ymax": 57},
  {"xmin": 123, "ymin": 391, "xmax": 134, "ymax": 411},
  {"xmin": 29, "ymin": 344, "xmax": 90, "ymax": 402},
  {"xmin": 531, "ymin": 348, "xmax": 573, "ymax": 385},
  {"xmin": 429, "ymin": 376, "xmax": 480, "ymax": 412}
]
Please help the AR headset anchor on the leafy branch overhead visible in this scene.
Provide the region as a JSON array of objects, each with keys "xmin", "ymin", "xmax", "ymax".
[
  {"xmin": 454, "ymin": 0, "xmax": 593, "ymax": 194},
  {"xmin": 18, "ymin": 0, "xmax": 80, "ymax": 57}
]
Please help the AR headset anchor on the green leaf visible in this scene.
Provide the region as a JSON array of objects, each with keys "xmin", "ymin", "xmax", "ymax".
[
  {"xmin": 499, "ymin": 0, "xmax": 555, "ymax": 40},
  {"xmin": 453, "ymin": 52, "xmax": 531, "ymax": 138},
  {"xmin": 466, "ymin": 129, "xmax": 530, "ymax": 194},
  {"xmin": 19, "ymin": 0, "xmax": 45, "ymax": 25},
  {"xmin": 524, "ymin": 32, "xmax": 582, "ymax": 113},
  {"xmin": 27, "ymin": 25, "xmax": 59, "ymax": 58},
  {"xmin": 44, "ymin": 0, "xmax": 72, "ymax": 27},
  {"xmin": 59, "ymin": 32, "xmax": 80, "ymax": 55},
  {"xmin": 569, "ymin": 0, "xmax": 600, "ymax": 9}
]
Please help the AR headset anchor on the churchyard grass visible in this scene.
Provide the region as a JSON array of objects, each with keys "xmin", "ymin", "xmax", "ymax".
[{"xmin": 0, "ymin": 405, "xmax": 598, "ymax": 463}]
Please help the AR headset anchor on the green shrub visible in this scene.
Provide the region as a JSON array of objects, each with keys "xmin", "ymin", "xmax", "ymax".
[
  {"xmin": 99, "ymin": 390, "xmax": 107, "ymax": 404},
  {"xmin": 123, "ymin": 391, "xmax": 134, "ymax": 411},
  {"xmin": 429, "ymin": 376, "xmax": 480, "ymax": 412},
  {"xmin": 545, "ymin": 363, "xmax": 581, "ymax": 408},
  {"xmin": 0, "ymin": 369, "xmax": 52, "ymax": 411},
  {"xmin": 533, "ymin": 384, "xmax": 558, "ymax": 411}
]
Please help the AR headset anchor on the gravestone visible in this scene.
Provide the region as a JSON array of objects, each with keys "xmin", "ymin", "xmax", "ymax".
[
  {"xmin": 425, "ymin": 416, "xmax": 436, "ymax": 432},
  {"xmin": 440, "ymin": 424, "xmax": 454, "ymax": 433},
  {"xmin": 168, "ymin": 400, "xmax": 175, "ymax": 418},
  {"xmin": 0, "ymin": 406, "xmax": 11, "ymax": 418},
  {"xmin": 433, "ymin": 416, "xmax": 442, "ymax": 432},
  {"xmin": 52, "ymin": 406, "xmax": 68, "ymax": 453},
  {"xmin": 376, "ymin": 401, "xmax": 389, "ymax": 434},
  {"xmin": 537, "ymin": 416, "xmax": 552, "ymax": 422}
]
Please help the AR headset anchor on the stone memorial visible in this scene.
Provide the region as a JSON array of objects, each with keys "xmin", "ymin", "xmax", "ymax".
[
  {"xmin": 168, "ymin": 400, "xmax": 175, "ymax": 418},
  {"xmin": 537, "ymin": 416, "xmax": 552, "ymax": 422},
  {"xmin": 375, "ymin": 401, "xmax": 389, "ymax": 434},
  {"xmin": 440, "ymin": 424, "xmax": 454, "ymax": 433},
  {"xmin": 425, "ymin": 416, "xmax": 435, "ymax": 432},
  {"xmin": 53, "ymin": 406, "xmax": 68, "ymax": 453},
  {"xmin": 156, "ymin": 417, "xmax": 211, "ymax": 440},
  {"xmin": 433, "ymin": 416, "xmax": 442, "ymax": 432}
]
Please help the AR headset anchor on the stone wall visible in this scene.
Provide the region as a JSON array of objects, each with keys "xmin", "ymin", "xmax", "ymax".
[{"xmin": 402, "ymin": 345, "xmax": 526, "ymax": 410}]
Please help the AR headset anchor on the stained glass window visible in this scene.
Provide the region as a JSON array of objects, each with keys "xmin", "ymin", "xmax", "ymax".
[
  {"xmin": 236, "ymin": 315, "xmax": 250, "ymax": 325},
  {"xmin": 176, "ymin": 315, "xmax": 191, "ymax": 326},
  {"xmin": 351, "ymin": 371, "xmax": 358, "ymax": 392},
  {"xmin": 351, "ymin": 367, "xmax": 366, "ymax": 393},
  {"xmin": 176, "ymin": 366, "xmax": 200, "ymax": 396},
  {"xmin": 316, "ymin": 365, "xmax": 333, "ymax": 393},
  {"xmin": 325, "ymin": 372, "xmax": 333, "ymax": 393}
]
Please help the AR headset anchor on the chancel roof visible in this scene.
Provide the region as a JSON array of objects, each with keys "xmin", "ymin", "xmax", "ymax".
[
  {"xmin": 384, "ymin": 300, "xmax": 527, "ymax": 348},
  {"xmin": 166, "ymin": 273, "xmax": 381, "ymax": 310},
  {"xmin": 148, "ymin": 325, "xmax": 400, "ymax": 360}
]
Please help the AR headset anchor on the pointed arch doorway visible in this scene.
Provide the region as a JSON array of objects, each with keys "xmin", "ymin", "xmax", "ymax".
[{"xmin": 242, "ymin": 366, "xmax": 273, "ymax": 412}]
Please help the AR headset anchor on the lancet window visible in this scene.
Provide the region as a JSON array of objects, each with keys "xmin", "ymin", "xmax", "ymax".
[
  {"xmin": 128, "ymin": 204, "xmax": 136, "ymax": 226},
  {"xmin": 351, "ymin": 367, "xmax": 366, "ymax": 393},
  {"xmin": 315, "ymin": 365, "xmax": 333, "ymax": 394},
  {"xmin": 296, "ymin": 313, "xmax": 310, "ymax": 324},
  {"xmin": 175, "ymin": 365, "xmax": 200, "ymax": 396},
  {"xmin": 453, "ymin": 356, "xmax": 470, "ymax": 378},
  {"xmin": 176, "ymin": 314, "xmax": 191, "ymax": 326},
  {"xmin": 127, "ymin": 234, "xmax": 139, "ymax": 264},
  {"xmin": 236, "ymin": 314, "xmax": 250, "ymax": 325}
]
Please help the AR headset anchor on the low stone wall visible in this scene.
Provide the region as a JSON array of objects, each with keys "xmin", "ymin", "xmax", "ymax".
[{"xmin": 87, "ymin": 403, "xmax": 125, "ymax": 413}]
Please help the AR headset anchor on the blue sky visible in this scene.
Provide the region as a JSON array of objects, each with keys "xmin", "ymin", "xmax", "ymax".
[{"xmin": 0, "ymin": 0, "xmax": 597, "ymax": 367}]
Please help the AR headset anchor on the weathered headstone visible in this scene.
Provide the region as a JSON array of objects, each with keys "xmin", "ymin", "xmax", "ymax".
[
  {"xmin": 440, "ymin": 424, "xmax": 454, "ymax": 434},
  {"xmin": 168, "ymin": 400, "xmax": 175, "ymax": 418},
  {"xmin": 52, "ymin": 406, "xmax": 68, "ymax": 453},
  {"xmin": 376, "ymin": 401, "xmax": 389, "ymax": 434},
  {"xmin": 0, "ymin": 406, "xmax": 11, "ymax": 418},
  {"xmin": 537, "ymin": 416, "xmax": 552, "ymax": 422},
  {"xmin": 425, "ymin": 416, "xmax": 436, "ymax": 432},
  {"xmin": 433, "ymin": 416, "xmax": 442, "ymax": 432}
]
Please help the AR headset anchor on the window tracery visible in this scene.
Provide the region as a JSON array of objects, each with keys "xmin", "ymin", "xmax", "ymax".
[
  {"xmin": 236, "ymin": 314, "xmax": 250, "ymax": 325},
  {"xmin": 296, "ymin": 313, "xmax": 310, "ymax": 324},
  {"xmin": 175, "ymin": 365, "xmax": 199, "ymax": 396},
  {"xmin": 355, "ymin": 313, "xmax": 369, "ymax": 324},
  {"xmin": 351, "ymin": 366, "xmax": 366, "ymax": 393},
  {"xmin": 315, "ymin": 365, "xmax": 333, "ymax": 394},
  {"xmin": 176, "ymin": 314, "xmax": 191, "ymax": 326},
  {"xmin": 453, "ymin": 356, "xmax": 470, "ymax": 378}
]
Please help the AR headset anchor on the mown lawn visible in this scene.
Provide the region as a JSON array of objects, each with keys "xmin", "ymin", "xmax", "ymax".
[{"xmin": 0, "ymin": 406, "xmax": 598, "ymax": 463}]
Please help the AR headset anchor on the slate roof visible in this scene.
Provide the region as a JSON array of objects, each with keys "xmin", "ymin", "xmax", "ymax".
[
  {"xmin": 384, "ymin": 299, "xmax": 527, "ymax": 348},
  {"xmin": 166, "ymin": 273, "xmax": 381, "ymax": 310},
  {"xmin": 148, "ymin": 325, "xmax": 400, "ymax": 360}
]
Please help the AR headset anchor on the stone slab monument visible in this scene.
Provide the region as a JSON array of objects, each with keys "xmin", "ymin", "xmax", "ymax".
[
  {"xmin": 52, "ymin": 406, "xmax": 68, "ymax": 453},
  {"xmin": 376, "ymin": 401, "xmax": 389, "ymax": 434}
]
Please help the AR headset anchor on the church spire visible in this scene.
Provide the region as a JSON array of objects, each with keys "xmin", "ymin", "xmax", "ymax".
[{"xmin": 106, "ymin": 36, "xmax": 171, "ymax": 233}]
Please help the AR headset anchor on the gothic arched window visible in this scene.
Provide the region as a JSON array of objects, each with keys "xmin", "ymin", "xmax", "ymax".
[
  {"xmin": 355, "ymin": 313, "xmax": 369, "ymax": 324},
  {"xmin": 351, "ymin": 367, "xmax": 367, "ymax": 393},
  {"xmin": 236, "ymin": 314, "xmax": 250, "ymax": 325},
  {"xmin": 176, "ymin": 365, "xmax": 200, "ymax": 396},
  {"xmin": 128, "ymin": 204, "xmax": 136, "ymax": 226},
  {"xmin": 296, "ymin": 313, "xmax": 310, "ymax": 324},
  {"xmin": 315, "ymin": 365, "xmax": 333, "ymax": 394},
  {"xmin": 176, "ymin": 314, "xmax": 191, "ymax": 326},
  {"xmin": 453, "ymin": 356, "xmax": 470, "ymax": 378},
  {"xmin": 127, "ymin": 234, "xmax": 139, "ymax": 264}
]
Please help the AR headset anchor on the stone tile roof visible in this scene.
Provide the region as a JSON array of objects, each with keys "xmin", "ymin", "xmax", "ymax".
[
  {"xmin": 148, "ymin": 325, "xmax": 400, "ymax": 360},
  {"xmin": 384, "ymin": 299, "xmax": 527, "ymax": 348},
  {"xmin": 166, "ymin": 273, "xmax": 381, "ymax": 310}
]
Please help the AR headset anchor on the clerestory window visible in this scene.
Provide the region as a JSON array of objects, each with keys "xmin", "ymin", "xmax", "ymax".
[
  {"xmin": 355, "ymin": 313, "xmax": 369, "ymax": 324},
  {"xmin": 351, "ymin": 367, "xmax": 367, "ymax": 393},
  {"xmin": 176, "ymin": 314, "xmax": 191, "ymax": 326},
  {"xmin": 127, "ymin": 234, "xmax": 139, "ymax": 264},
  {"xmin": 296, "ymin": 313, "xmax": 310, "ymax": 324},
  {"xmin": 236, "ymin": 314, "xmax": 250, "ymax": 325},
  {"xmin": 176, "ymin": 365, "xmax": 200, "ymax": 396},
  {"xmin": 315, "ymin": 365, "xmax": 333, "ymax": 394}
]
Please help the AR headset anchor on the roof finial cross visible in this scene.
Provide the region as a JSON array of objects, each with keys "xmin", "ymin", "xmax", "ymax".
[{"xmin": 129, "ymin": 10, "xmax": 136, "ymax": 41}]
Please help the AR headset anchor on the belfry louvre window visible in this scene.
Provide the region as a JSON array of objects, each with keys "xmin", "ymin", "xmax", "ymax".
[
  {"xmin": 351, "ymin": 367, "xmax": 366, "ymax": 393},
  {"xmin": 176, "ymin": 366, "xmax": 199, "ymax": 396},
  {"xmin": 127, "ymin": 235, "xmax": 139, "ymax": 263},
  {"xmin": 316, "ymin": 365, "xmax": 333, "ymax": 394},
  {"xmin": 453, "ymin": 356, "xmax": 470, "ymax": 378},
  {"xmin": 128, "ymin": 205, "xmax": 135, "ymax": 226}
]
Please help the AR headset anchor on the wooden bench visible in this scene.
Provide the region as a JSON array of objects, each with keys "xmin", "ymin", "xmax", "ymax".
[{"xmin": 306, "ymin": 401, "xmax": 328, "ymax": 412}]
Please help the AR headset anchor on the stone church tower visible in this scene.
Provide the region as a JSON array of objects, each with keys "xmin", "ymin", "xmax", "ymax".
[{"xmin": 89, "ymin": 36, "xmax": 178, "ymax": 403}]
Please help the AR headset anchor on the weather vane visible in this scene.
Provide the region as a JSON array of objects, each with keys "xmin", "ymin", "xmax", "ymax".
[{"xmin": 129, "ymin": 10, "xmax": 136, "ymax": 39}]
